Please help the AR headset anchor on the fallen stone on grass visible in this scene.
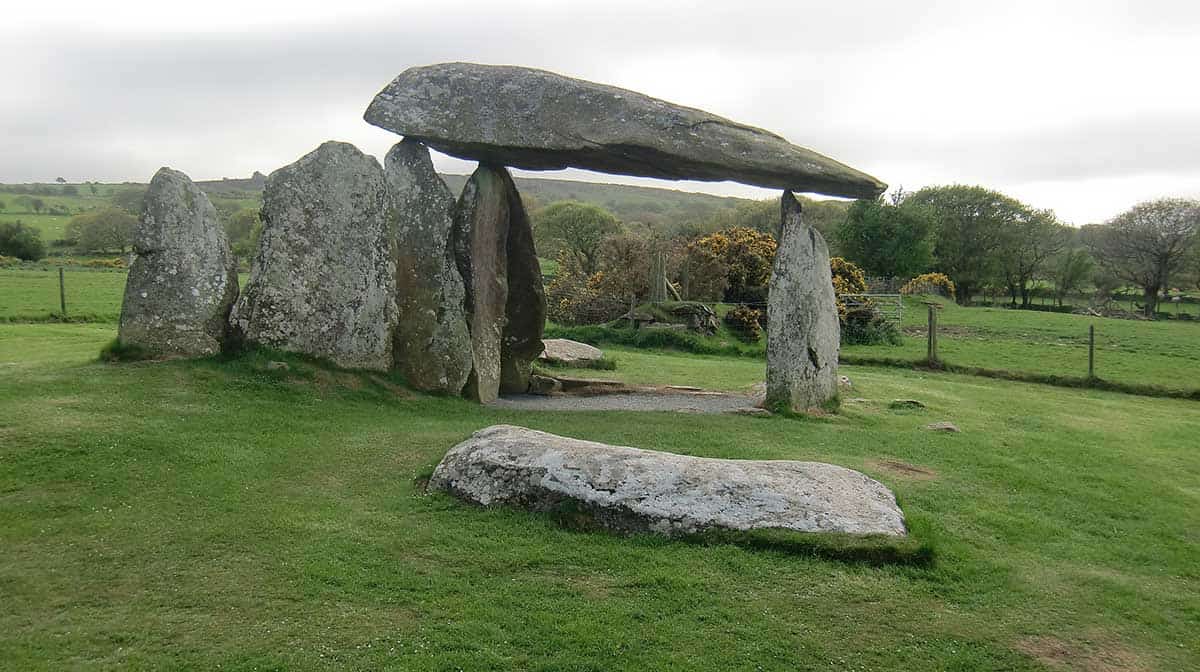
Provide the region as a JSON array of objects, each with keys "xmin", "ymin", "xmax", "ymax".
[
  {"xmin": 553, "ymin": 377, "xmax": 628, "ymax": 394},
  {"xmin": 925, "ymin": 421, "xmax": 961, "ymax": 433},
  {"xmin": 889, "ymin": 399, "xmax": 927, "ymax": 410},
  {"xmin": 527, "ymin": 374, "xmax": 562, "ymax": 396},
  {"xmin": 428, "ymin": 425, "xmax": 907, "ymax": 537},
  {"xmin": 265, "ymin": 361, "xmax": 290, "ymax": 372},
  {"xmin": 539, "ymin": 339, "xmax": 604, "ymax": 366}
]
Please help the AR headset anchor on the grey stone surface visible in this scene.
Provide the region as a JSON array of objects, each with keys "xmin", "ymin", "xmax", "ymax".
[
  {"xmin": 765, "ymin": 191, "xmax": 841, "ymax": 411},
  {"xmin": 364, "ymin": 63, "xmax": 885, "ymax": 199},
  {"xmin": 429, "ymin": 425, "xmax": 906, "ymax": 537},
  {"xmin": 499, "ymin": 172, "xmax": 546, "ymax": 394},
  {"xmin": 539, "ymin": 339, "xmax": 604, "ymax": 365},
  {"xmin": 385, "ymin": 139, "xmax": 472, "ymax": 394},
  {"xmin": 453, "ymin": 165, "xmax": 510, "ymax": 402},
  {"xmin": 527, "ymin": 374, "xmax": 562, "ymax": 396},
  {"xmin": 925, "ymin": 421, "xmax": 962, "ymax": 433},
  {"xmin": 119, "ymin": 167, "xmax": 238, "ymax": 357},
  {"xmin": 230, "ymin": 141, "xmax": 397, "ymax": 370}
]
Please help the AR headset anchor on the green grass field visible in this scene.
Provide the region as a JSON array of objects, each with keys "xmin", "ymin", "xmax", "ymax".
[
  {"xmin": 0, "ymin": 269, "xmax": 127, "ymax": 322},
  {"xmin": 0, "ymin": 183, "xmax": 259, "ymax": 242},
  {"xmin": 1, "ymin": 323, "xmax": 1197, "ymax": 670},
  {"xmin": 842, "ymin": 297, "xmax": 1200, "ymax": 392}
]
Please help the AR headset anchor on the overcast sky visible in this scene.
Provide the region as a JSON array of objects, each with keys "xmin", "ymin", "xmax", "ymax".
[{"xmin": 3, "ymin": 0, "xmax": 1198, "ymax": 224}]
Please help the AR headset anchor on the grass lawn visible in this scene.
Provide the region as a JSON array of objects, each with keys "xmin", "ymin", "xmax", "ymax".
[
  {"xmin": 0, "ymin": 269, "xmax": 127, "ymax": 322},
  {"xmin": 842, "ymin": 298, "xmax": 1200, "ymax": 392},
  {"xmin": 1, "ymin": 323, "xmax": 1197, "ymax": 670}
]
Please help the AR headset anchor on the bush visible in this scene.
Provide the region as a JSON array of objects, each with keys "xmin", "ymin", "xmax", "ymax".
[
  {"xmin": 545, "ymin": 252, "xmax": 630, "ymax": 325},
  {"xmin": 841, "ymin": 307, "xmax": 902, "ymax": 345},
  {"xmin": 901, "ymin": 273, "xmax": 956, "ymax": 298},
  {"xmin": 690, "ymin": 227, "xmax": 776, "ymax": 302},
  {"xmin": 723, "ymin": 304, "xmax": 763, "ymax": 341},
  {"xmin": 83, "ymin": 257, "xmax": 127, "ymax": 269},
  {"xmin": 0, "ymin": 221, "xmax": 47, "ymax": 260},
  {"xmin": 64, "ymin": 208, "xmax": 135, "ymax": 253}
]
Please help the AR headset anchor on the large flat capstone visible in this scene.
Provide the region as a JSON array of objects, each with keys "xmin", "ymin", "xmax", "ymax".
[
  {"xmin": 364, "ymin": 62, "xmax": 886, "ymax": 199},
  {"xmin": 428, "ymin": 425, "xmax": 906, "ymax": 537}
]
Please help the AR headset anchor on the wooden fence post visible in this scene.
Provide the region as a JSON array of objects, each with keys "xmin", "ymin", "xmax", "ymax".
[
  {"xmin": 59, "ymin": 267, "xmax": 67, "ymax": 317},
  {"xmin": 1088, "ymin": 324, "xmax": 1095, "ymax": 380},
  {"xmin": 924, "ymin": 301, "xmax": 941, "ymax": 367}
]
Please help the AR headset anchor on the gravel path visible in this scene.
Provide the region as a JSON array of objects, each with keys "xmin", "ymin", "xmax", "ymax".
[{"xmin": 490, "ymin": 391, "xmax": 760, "ymax": 414}]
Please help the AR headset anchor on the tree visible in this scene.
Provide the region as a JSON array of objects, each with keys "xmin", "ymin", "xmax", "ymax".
[
  {"xmin": 690, "ymin": 227, "xmax": 777, "ymax": 303},
  {"xmin": 88, "ymin": 183, "xmax": 99, "ymax": 196},
  {"xmin": 836, "ymin": 198, "xmax": 935, "ymax": 279},
  {"xmin": 1084, "ymin": 198, "xmax": 1200, "ymax": 316},
  {"xmin": 0, "ymin": 221, "xmax": 46, "ymax": 260},
  {"xmin": 1049, "ymin": 247, "xmax": 1094, "ymax": 307},
  {"xmin": 533, "ymin": 201, "xmax": 622, "ymax": 275},
  {"xmin": 30, "ymin": 198, "xmax": 45, "ymax": 214},
  {"xmin": 225, "ymin": 208, "xmax": 263, "ymax": 262},
  {"xmin": 995, "ymin": 208, "xmax": 1066, "ymax": 307},
  {"xmin": 905, "ymin": 185, "xmax": 1031, "ymax": 305},
  {"xmin": 110, "ymin": 187, "xmax": 147, "ymax": 215},
  {"xmin": 64, "ymin": 208, "xmax": 136, "ymax": 253},
  {"xmin": 55, "ymin": 177, "xmax": 66, "ymax": 184}
]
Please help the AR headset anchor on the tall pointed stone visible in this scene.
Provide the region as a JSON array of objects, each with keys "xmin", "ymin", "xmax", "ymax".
[
  {"xmin": 118, "ymin": 167, "xmax": 237, "ymax": 357},
  {"xmin": 385, "ymin": 140, "xmax": 472, "ymax": 394},
  {"xmin": 765, "ymin": 191, "xmax": 840, "ymax": 411},
  {"xmin": 453, "ymin": 165, "xmax": 510, "ymax": 403},
  {"xmin": 499, "ymin": 173, "xmax": 546, "ymax": 394},
  {"xmin": 230, "ymin": 141, "xmax": 397, "ymax": 370}
]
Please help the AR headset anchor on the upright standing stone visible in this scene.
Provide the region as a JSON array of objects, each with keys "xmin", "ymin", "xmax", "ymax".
[
  {"xmin": 499, "ymin": 172, "xmax": 546, "ymax": 394},
  {"xmin": 766, "ymin": 191, "xmax": 841, "ymax": 411},
  {"xmin": 453, "ymin": 165, "xmax": 510, "ymax": 403},
  {"xmin": 119, "ymin": 168, "xmax": 237, "ymax": 357},
  {"xmin": 230, "ymin": 141, "xmax": 397, "ymax": 370},
  {"xmin": 385, "ymin": 139, "xmax": 472, "ymax": 394}
]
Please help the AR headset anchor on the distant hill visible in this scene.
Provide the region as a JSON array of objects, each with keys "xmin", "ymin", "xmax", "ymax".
[
  {"xmin": 441, "ymin": 173, "xmax": 748, "ymax": 225},
  {"xmin": 3, "ymin": 173, "xmax": 849, "ymax": 245}
]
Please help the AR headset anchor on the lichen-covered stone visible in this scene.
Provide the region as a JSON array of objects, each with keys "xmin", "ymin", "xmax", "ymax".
[
  {"xmin": 453, "ymin": 165, "xmax": 510, "ymax": 402},
  {"xmin": 230, "ymin": 141, "xmax": 397, "ymax": 370},
  {"xmin": 365, "ymin": 62, "xmax": 886, "ymax": 199},
  {"xmin": 498, "ymin": 172, "xmax": 545, "ymax": 394},
  {"xmin": 118, "ymin": 167, "xmax": 237, "ymax": 357},
  {"xmin": 429, "ymin": 425, "xmax": 907, "ymax": 537},
  {"xmin": 539, "ymin": 339, "xmax": 604, "ymax": 365},
  {"xmin": 385, "ymin": 139, "xmax": 472, "ymax": 394},
  {"xmin": 765, "ymin": 191, "xmax": 841, "ymax": 411}
]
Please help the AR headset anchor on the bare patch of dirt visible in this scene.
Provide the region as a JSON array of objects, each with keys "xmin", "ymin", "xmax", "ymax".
[
  {"xmin": 1015, "ymin": 633, "xmax": 1148, "ymax": 672},
  {"xmin": 866, "ymin": 458, "xmax": 938, "ymax": 480},
  {"xmin": 311, "ymin": 369, "xmax": 365, "ymax": 393}
]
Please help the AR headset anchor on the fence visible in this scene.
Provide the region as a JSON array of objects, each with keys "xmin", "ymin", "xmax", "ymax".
[{"xmin": 837, "ymin": 293, "xmax": 902, "ymax": 326}]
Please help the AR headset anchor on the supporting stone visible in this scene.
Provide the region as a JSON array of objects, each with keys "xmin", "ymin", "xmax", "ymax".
[
  {"xmin": 453, "ymin": 165, "xmax": 511, "ymax": 403},
  {"xmin": 498, "ymin": 173, "xmax": 546, "ymax": 395},
  {"xmin": 385, "ymin": 139, "xmax": 472, "ymax": 394},
  {"xmin": 230, "ymin": 141, "xmax": 397, "ymax": 370},
  {"xmin": 765, "ymin": 191, "xmax": 841, "ymax": 411},
  {"xmin": 118, "ymin": 167, "xmax": 238, "ymax": 357}
]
